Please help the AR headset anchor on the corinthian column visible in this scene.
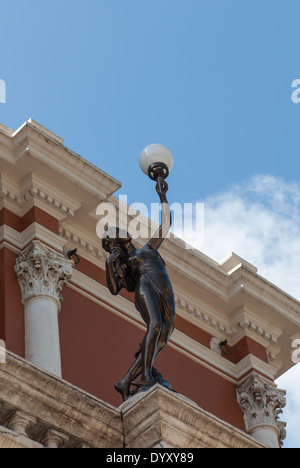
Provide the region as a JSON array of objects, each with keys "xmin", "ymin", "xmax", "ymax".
[
  {"xmin": 236, "ymin": 373, "xmax": 286, "ymax": 448},
  {"xmin": 15, "ymin": 240, "xmax": 73, "ymax": 377}
]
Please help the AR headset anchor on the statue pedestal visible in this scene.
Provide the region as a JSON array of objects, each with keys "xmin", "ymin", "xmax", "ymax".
[{"xmin": 119, "ymin": 384, "xmax": 264, "ymax": 449}]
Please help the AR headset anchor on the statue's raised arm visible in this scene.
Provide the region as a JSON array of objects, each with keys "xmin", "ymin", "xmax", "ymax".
[{"xmin": 148, "ymin": 176, "xmax": 172, "ymax": 251}]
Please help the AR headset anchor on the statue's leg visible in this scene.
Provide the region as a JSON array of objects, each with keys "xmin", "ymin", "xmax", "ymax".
[
  {"xmin": 135, "ymin": 284, "xmax": 162, "ymax": 386},
  {"xmin": 115, "ymin": 354, "xmax": 142, "ymax": 401},
  {"xmin": 124, "ymin": 307, "xmax": 173, "ymax": 387},
  {"xmin": 155, "ymin": 316, "xmax": 173, "ymax": 357},
  {"xmin": 115, "ymin": 322, "xmax": 172, "ymax": 401},
  {"xmin": 151, "ymin": 320, "xmax": 174, "ymax": 390},
  {"xmin": 115, "ymin": 295, "xmax": 172, "ymax": 399}
]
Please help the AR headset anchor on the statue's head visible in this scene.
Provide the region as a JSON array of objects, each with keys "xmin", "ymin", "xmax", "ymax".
[{"xmin": 102, "ymin": 227, "xmax": 132, "ymax": 253}]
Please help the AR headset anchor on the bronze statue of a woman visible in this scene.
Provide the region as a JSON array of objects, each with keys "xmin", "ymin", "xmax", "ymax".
[{"xmin": 102, "ymin": 177, "xmax": 175, "ymax": 401}]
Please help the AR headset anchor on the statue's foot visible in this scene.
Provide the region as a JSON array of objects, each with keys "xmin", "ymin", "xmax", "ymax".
[
  {"xmin": 131, "ymin": 377, "xmax": 156, "ymax": 389},
  {"xmin": 152, "ymin": 368, "xmax": 173, "ymax": 390},
  {"xmin": 115, "ymin": 380, "xmax": 130, "ymax": 401},
  {"xmin": 130, "ymin": 378, "xmax": 155, "ymax": 396}
]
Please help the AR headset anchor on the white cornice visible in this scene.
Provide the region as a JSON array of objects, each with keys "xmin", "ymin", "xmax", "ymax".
[
  {"xmin": 228, "ymin": 307, "xmax": 282, "ymax": 346},
  {"xmin": 220, "ymin": 252, "xmax": 258, "ymax": 274},
  {"xmin": 12, "ymin": 118, "xmax": 64, "ymax": 145},
  {"xmin": 175, "ymin": 298, "xmax": 282, "ymax": 358},
  {"xmin": 0, "ymin": 119, "xmax": 122, "ymax": 205},
  {"xmin": 0, "ymin": 173, "xmax": 81, "ymax": 220},
  {"xmin": 228, "ymin": 267, "xmax": 300, "ymax": 323},
  {"xmin": 0, "ymin": 223, "xmax": 66, "ymax": 253},
  {"xmin": 0, "ymin": 123, "xmax": 14, "ymax": 138}
]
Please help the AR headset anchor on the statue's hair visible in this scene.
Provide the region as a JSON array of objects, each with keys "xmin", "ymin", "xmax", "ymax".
[{"xmin": 102, "ymin": 227, "xmax": 131, "ymax": 252}]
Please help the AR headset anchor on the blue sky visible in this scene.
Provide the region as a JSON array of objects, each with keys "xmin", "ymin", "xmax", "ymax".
[
  {"xmin": 0, "ymin": 0, "xmax": 299, "ymax": 448},
  {"xmin": 1, "ymin": 0, "xmax": 299, "ymax": 206}
]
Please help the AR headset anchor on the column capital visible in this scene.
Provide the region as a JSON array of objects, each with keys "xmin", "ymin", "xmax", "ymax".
[
  {"xmin": 236, "ymin": 373, "xmax": 286, "ymax": 446},
  {"xmin": 15, "ymin": 240, "xmax": 73, "ymax": 307}
]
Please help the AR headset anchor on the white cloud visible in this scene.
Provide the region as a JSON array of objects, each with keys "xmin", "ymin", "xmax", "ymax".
[
  {"xmin": 276, "ymin": 364, "xmax": 300, "ymax": 448},
  {"xmin": 181, "ymin": 174, "xmax": 300, "ymax": 301},
  {"xmin": 177, "ymin": 174, "xmax": 300, "ymax": 448}
]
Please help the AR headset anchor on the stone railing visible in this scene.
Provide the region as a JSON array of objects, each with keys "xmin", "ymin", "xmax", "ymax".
[
  {"xmin": 120, "ymin": 385, "xmax": 264, "ymax": 449},
  {"xmin": 0, "ymin": 352, "xmax": 123, "ymax": 448},
  {"xmin": 0, "ymin": 351, "xmax": 264, "ymax": 449}
]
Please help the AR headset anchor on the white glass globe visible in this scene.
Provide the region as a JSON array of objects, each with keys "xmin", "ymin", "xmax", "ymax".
[{"xmin": 139, "ymin": 144, "xmax": 174, "ymax": 176}]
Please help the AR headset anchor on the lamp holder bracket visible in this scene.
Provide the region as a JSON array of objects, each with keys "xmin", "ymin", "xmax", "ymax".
[{"xmin": 148, "ymin": 162, "xmax": 169, "ymax": 181}]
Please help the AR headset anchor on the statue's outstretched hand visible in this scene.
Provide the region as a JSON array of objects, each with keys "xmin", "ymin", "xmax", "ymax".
[{"xmin": 156, "ymin": 178, "xmax": 168, "ymax": 199}]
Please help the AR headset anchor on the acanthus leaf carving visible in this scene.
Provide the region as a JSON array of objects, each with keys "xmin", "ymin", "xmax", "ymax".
[
  {"xmin": 15, "ymin": 240, "xmax": 73, "ymax": 304},
  {"xmin": 236, "ymin": 373, "xmax": 286, "ymax": 443}
]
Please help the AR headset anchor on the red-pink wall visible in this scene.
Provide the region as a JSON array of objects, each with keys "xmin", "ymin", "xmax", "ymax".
[{"xmin": 0, "ymin": 248, "xmax": 25, "ymax": 357}]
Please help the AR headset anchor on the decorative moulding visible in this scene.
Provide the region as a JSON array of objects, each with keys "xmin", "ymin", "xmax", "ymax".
[
  {"xmin": 219, "ymin": 252, "xmax": 258, "ymax": 274},
  {"xmin": 0, "ymin": 173, "xmax": 81, "ymax": 220}
]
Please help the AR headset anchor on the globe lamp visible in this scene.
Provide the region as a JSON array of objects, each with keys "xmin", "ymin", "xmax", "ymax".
[{"xmin": 139, "ymin": 144, "xmax": 174, "ymax": 181}]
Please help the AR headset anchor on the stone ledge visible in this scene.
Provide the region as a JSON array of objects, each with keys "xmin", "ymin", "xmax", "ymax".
[
  {"xmin": 0, "ymin": 352, "xmax": 123, "ymax": 448},
  {"xmin": 0, "ymin": 352, "xmax": 265, "ymax": 448},
  {"xmin": 0, "ymin": 425, "xmax": 43, "ymax": 449},
  {"xmin": 120, "ymin": 385, "xmax": 265, "ymax": 449}
]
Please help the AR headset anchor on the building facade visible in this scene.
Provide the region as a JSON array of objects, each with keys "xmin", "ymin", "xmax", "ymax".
[{"xmin": 0, "ymin": 119, "xmax": 299, "ymax": 448}]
